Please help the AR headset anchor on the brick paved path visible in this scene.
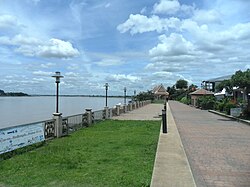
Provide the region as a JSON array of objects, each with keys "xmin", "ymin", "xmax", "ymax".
[{"xmin": 169, "ymin": 101, "xmax": 250, "ymax": 187}]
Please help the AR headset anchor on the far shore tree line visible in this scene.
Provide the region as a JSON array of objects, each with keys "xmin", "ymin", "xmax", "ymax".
[
  {"xmin": 136, "ymin": 69, "xmax": 250, "ymax": 118},
  {"xmin": 0, "ymin": 89, "xmax": 29, "ymax": 97}
]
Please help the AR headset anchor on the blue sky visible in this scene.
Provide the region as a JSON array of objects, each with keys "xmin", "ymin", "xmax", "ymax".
[{"xmin": 0, "ymin": 0, "xmax": 249, "ymax": 95}]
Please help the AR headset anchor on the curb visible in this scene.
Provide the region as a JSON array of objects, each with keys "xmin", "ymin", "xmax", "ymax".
[
  {"xmin": 208, "ymin": 110, "xmax": 250, "ymax": 126},
  {"xmin": 150, "ymin": 103, "xmax": 196, "ymax": 187}
]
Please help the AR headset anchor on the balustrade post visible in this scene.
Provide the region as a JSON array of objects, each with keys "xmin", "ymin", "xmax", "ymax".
[
  {"xmin": 116, "ymin": 105, "xmax": 120, "ymax": 116},
  {"xmin": 109, "ymin": 108, "xmax": 113, "ymax": 118},
  {"xmin": 86, "ymin": 108, "xmax": 92, "ymax": 126},
  {"xmin": 104, "ymin": 106, "xmax": 109, "ymax": 119},
  {"xmin": 124, "ymin": 105, "xmax": 127, "ymax": 113},
  {"xmin": 130, "ymin": 103, "xmax": 133, "ymax": 111},
  {"xmin": 53, "ymin": 113, "xmax": 62, "ymax": 138}
]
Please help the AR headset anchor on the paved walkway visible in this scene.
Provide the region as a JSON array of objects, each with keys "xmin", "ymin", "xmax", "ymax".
[
  {"xmin": 112, "ymin": 104, "xmax": 162, "ymax": 120},
  {"xmin": 169, "ymin": 101, "xmax": 250, "ymax": 187},
  {"xmin": 113, "ymin": 103, "xmax": 196, "ymax": 187}
]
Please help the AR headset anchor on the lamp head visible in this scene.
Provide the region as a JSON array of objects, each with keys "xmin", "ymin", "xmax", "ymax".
[{"xmin": 52, "ymin": 71, "xmax": 64, "ymax": 83}]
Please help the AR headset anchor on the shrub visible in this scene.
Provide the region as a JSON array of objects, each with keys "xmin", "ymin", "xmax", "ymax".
[
  {"xmin": 180, "ymin": 96, "xmax": 191, "ymax": 105},
  {"xmin": 197, "ymin": 96, "xmax": 216, "ymax": 110},
  {"xmin": 215, "ymin": 101, "xmax": 224, "ymax": 112},
  {"xmin": 224, "ymin": 102, "xmax": 237, "ymax": 115}
]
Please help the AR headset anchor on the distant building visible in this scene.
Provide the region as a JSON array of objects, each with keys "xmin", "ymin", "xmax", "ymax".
[
  {"xmin": 152, "ymin": 84, "xmax": 169, "ymax": 100},
  {"xmin": 189, "ymin": 89, "xmax": 214, "ymax": 107},
  {"xmin": 202, "ymin": 75, "xmax": 232, "ymax": 92},
  {"xmin": 202, "ymin": 75, "xmax": 246, "ymax": 102}
]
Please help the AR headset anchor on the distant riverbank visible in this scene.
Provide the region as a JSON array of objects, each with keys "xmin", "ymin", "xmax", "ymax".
[
  {"xmin": 30, "ymin": 95, "xmax": 131, "ymax": 98},
  {"xmin": 0, "ymin": 89, "xmax": 29, "ymax": 97}
]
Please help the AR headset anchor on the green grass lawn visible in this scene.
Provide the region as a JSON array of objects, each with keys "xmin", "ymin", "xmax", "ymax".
[{"xmin": 0, "ymin": 120, "xmax": 161, "ymax": 187}]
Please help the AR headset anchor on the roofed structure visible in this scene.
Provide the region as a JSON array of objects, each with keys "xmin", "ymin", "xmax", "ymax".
[
  {"xmin": 189, "ymin": 89, "xmax": 214, "ymax": 96},
  {"xmin": 189, "ymin": 89, "xmax": 214, "ymax": 107},
  {"xmin": 152, "ymin": 84, "xmax": 169, "ymax": 100}
]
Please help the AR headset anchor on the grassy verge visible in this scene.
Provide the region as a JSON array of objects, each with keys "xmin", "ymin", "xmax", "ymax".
[{"xmin": 0, "ymin": 120, "xmax": 160, "ymax": 187}]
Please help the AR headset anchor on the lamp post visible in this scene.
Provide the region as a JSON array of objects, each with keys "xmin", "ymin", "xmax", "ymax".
[
  {"xmin": 134, "ymin": 90, "xmax": 136, "ymax": 101},
  {"xmin": 52, "ymin": 71, "xmax": 64, "ymax": 113},
  {"xmin": 124, "ymin": 87, "xmax": 127, "ymax": 105},
  {"xmin": 104, "ymin": 83, "xmax": 109, "ymax": 107}
]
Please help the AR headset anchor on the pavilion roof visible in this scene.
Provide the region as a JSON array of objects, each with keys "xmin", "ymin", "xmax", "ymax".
[{"xmin": 189, "ymin": 89, "xmax": 214, "ymax": 95}]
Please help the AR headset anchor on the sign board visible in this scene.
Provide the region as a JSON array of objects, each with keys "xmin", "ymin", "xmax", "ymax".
[
  {"xmin": 230, "ymin": 108, "xmax": 242, "ymax": 117},
  {"xmin": 0, "ymin": 122, "xmax": 45, "ymax": 155}
]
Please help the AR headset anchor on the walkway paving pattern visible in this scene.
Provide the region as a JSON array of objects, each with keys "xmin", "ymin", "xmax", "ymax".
[
  {"xmin": 169, "ymin": 101, "xmax": 250, "ymax": 187},
  {"xmin": 112, "ymin": 104, "xmax": 162, "ymax": 120},
  {"xmin": 113, "ymin": 102, "xmax": 250, "ymax": 187}
]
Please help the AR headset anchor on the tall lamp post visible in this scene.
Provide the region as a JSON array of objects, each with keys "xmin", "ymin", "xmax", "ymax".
[
  {"xmin": 104, "ymin": 83, "xmax": 109, "ymax": 107},
  {"xmin": 134, "ymin": 90, "xmax": 136, "ymax": 101},
  {"xmin": 124, "ymin": 87, "xmax": 127, "ymax": 105},
  {"xmin": 52, "ymin": 72, "xmax": 64, "ymax": 113}
]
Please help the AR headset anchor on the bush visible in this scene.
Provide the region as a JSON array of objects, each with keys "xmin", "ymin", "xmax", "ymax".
[
  {"xmin": 215, "ymin": 98, "xmax": 238, "ymax": 114},
  {"xmin": 197, "ymin": 96, "xmax": 216, "ymax": 110},
  {"xmin": 215, "ymin": 101, "xmax": 224, "ymax": 112},
  {"xmin": 224, "ymin": 102, "xmax": 237, "ymax": 115},
  {"xmin": 180, "ymin": 97, "xmax": 191, "ymax": 105}
]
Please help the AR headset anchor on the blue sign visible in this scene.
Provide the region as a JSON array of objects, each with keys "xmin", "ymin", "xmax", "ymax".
[{"xmin": 0, "ymin": 123, "xmax": 45, "ymax": 154}]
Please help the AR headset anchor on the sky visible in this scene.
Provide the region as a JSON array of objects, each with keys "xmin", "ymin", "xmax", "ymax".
[{"xmin": 0, "ymin": 0, "xmax": 249, "ymax": 95}]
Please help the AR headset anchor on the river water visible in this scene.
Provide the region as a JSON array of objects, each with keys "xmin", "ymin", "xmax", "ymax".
[{"xmin": 0, "ymin": 96, "xmax": 126, "ymax": 129}]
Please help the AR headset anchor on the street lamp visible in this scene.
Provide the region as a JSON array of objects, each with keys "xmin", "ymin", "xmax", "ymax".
[
  {"xmin": 124, "ymin": 87, "xmax": 127, "ymax": 105},
  {"xmin": 104, "ymin": 83, "xmax": 109, "ymax": 107},
  {"xmin": 52, "ymin": 71, "xmax": 64, "ymax": 113},
  {"xmin": 134, "ymin": 90, "xmax": 136, "ymax": 101}
]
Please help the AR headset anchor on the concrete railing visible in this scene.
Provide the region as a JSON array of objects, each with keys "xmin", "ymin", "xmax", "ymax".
[{"xmin": 0, "ymin": 100, "xmax": 152, "ymax": 155}]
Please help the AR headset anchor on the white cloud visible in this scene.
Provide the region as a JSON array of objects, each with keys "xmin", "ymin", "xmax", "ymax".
[
  {"xmin": 32, "ymin": 71, "xmax": 53, "ymax": 76},
  {"xmin": 67, "ymin": 64, "xmax": 79, "ymax": 70},
  {"xmin": 140, "ymin": 7, "xmax": 147, "ymax": 14},
  {"xmin": 117, "ymin": 14, "xmax": 165, "ymax": 34},
  {"xmin": 33, "ymin": 78, "xmax": 45, "ymax": 82},
  {"xmin": 65, "ymin": 72, "xmax": 79, "ymax": 77},
  {"xmin": 106, "ymin": 74, "xmax": 141, "ymax": 83},
  {"xmin": 95, "ymin": 57, "xmax": 124, "ymax": 66},
  {"xmin": 0, "ymin": 35, "xmax": 80, "ymax": 58},
  {"xmin": 149, "ymin": 33, "xmax": 196, "ymax": 57},
  {"xmin": 0, "ymin": 14, "xmax": 19, "ymax": 29},
  {"xmin": 152, "ymin": 0, "xmax": 180, "ymax": 15},
  {"xmin": 40, "ymin": 63, "xmax": 55, "ymax": 69},
  {"xmin": 152, "ymin": 0, "xmax": 195, "ymax": 16},
  {"xmin": 117, "ymin": 14, "xmax": 181, "ymax": 35},
  {"xmin": 12, "ymin": 34, "xmax": 43, "ymax": 45},
  {"xmin": 37, "ymin": 39, "xmax": 80, "ymax": 58},
  {"xmin": 192, "ymin": 9, "xmax": 222, "ymax": 24}
]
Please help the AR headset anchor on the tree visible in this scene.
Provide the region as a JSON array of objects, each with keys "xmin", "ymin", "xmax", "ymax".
[
  {"xmin": 217, "ymin": 69, "xmax": 250, "ymax": 115},
  {"xmin": 188, "ymin": 84, "xmax": 198, "ymax": 91},
  {"xmin": 232, "ymin": 69, "xmax": 250, "ymax": 114},
  {"xmin": 136, "ymin": 90, "xmax": 154, "ymax": 101},
  {"xmin": 215, "ymin": 79, "xmax": 233, "ymax": 93},
  {"xmin": 175, "ymin": 79, "xmax": 188, "ymax": 89},
  {"xmin": 0, "ymin": 89, "xmax": 5, "ymax": 96}
]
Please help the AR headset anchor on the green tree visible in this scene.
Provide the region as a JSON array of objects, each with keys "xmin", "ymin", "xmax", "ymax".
[
  {"xmin": 217, "ymin": 69, "xmax": 250, "ymax": 115},
  {"xmin": 136, "ymin": 90, "xmax": 154, "ymax": 101},
  {"xmin": 216, "ymin": 79, "xmax": 233, "ymax": 94},
  {"xmin": 232, "ymin": 69, "xmax": 250, "ymax": 114},
  {"xmin": 175, "ymin": 79, "xmax": 188, "ymax": 89}
]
